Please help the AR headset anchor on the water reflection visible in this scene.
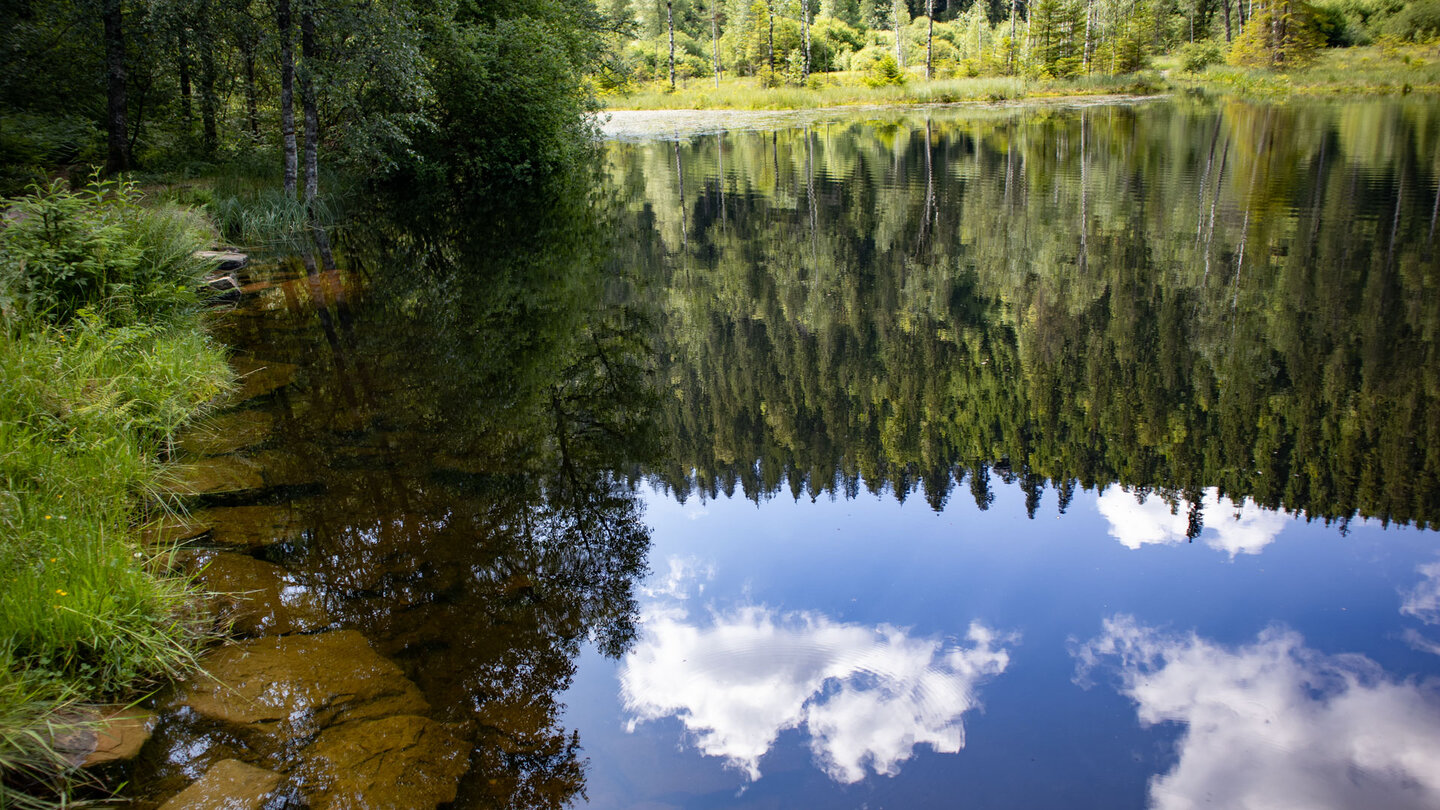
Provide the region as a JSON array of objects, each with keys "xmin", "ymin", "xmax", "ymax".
[
  {"xmin": 620, "ymin": 567, "xmax": 1013, "ymax": 784},
  {"xmin": 607, "ymin": 99, "xmax": 1440, "ymax": 530},
  {"xmin": 1096, "ymin": 486, "xmax": 1290, "ymax": 557},
  {"xmin": 1075, "ymin": 616, "xmax": 1440, "ymax": 810}
]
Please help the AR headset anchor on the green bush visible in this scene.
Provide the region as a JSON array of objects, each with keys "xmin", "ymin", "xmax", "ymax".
[
  {"xmin": 0, "ymin": 177, "xmax": 215, "ymax": 327},
  {"xmin": 1177, "ymin": 40, "xmax": 1226, "ymax": 72},
  {"xmin": 1383, "ymin": 0, "xmax": 1440, "ymax": 40},
  {"xmin": 865, "ymin": 53, "xmax": 908, "ymax": 86}
]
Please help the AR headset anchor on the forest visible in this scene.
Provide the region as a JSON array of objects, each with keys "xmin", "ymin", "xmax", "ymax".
[{"xmin": 605, "ymin": 100, "xmax": 1440, "ymax": 531}]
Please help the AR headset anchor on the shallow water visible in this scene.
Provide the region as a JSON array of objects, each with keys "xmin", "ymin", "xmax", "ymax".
[{"xmin": 133, "ymin": 97, "xmax": 1440, "ymax": 808}]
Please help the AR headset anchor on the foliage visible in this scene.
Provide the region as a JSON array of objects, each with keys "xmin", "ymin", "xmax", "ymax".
[
  {"xmin": 864, "ymin": 53, "xmax": 908, "ymax": 85},
  {"xmin": 0, "ymin": 178, "xmax": 215, "ymax": 327},
  {"xmin": 1177, "ymin": 40, "xmax": 1226, "ymax": 72},
  {"xmin": 1381, "ymin": 0, "xmax": 1440, "ymax": 40},
  {"xmin": 1228, "ymin": 0, "xmax": 1328, "ymax": 68}
]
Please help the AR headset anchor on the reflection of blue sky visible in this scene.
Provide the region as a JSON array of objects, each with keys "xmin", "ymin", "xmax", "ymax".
[
  {"xmin": 621, "ymin": 580, "xmax": 1013, "ymax": 783},
  {"xmin": 1097, "ymin": 486, "xmax": 1290, "ymax": 557},
  {"xmin": 1076, "ymin": 616, "xmax": 1440, "ymax": 810},
  {"xmin": 565, "ymin": 478, "xmax": 1440, "ymax": 809}
]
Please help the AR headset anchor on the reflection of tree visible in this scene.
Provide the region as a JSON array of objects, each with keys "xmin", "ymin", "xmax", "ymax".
[
  {"xmin": 608, "ymin": 99, "xmax": 1440, "ymax": 530},
  {"xmin": 215, "ymin": 185, "xmax": 660, "ymax": 809}
]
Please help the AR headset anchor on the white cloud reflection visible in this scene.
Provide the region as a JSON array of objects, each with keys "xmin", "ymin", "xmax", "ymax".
[
  {"xmin": 1097, "ymin": 486, "xmax": 1289, "ymax": 557},
  {"xmin": 1075, "ymin": 615, "xmax": 1440, "ymax": 810},
  {"xmin": 619, "ymin": 580, "xmax": 1013, "ymax": 783},
  {"xmin": 1402, "ymin": 560, "xmax": 1440, "ymax": 626}
]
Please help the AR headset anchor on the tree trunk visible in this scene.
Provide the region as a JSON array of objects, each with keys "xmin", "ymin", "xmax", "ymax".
[
  {"xmin": 768, "ymin": 0, "xmax": 775, "ymax": 80},
  {"xmin": 667, "ymin": 0, "xmax": 676, "ymax": 89},
  {"xmin": 926, "ymin": 0, "xmax": 933, "ymax": 79},
  {"xmin": 198, "ymin": 0, "xmax": 218, "ymax": 156},
  {"xmin": 243, "ymin": 39, "xmax": 260, "ymax": 136},
  {"xmin": 1222, "ymin": 0, "xmax": 1232, "ymax": 41},
  {"xmin": 277, "ymin": 0, "xmax": 297, "ymax": 197},
  {"xmin": 301, "ymin": 4, "xmax": 319, "ymax": 207},
  {"xmin": 894, "ymin": 2, "xmax": 902, "ymax": 67},
  {"xmin": 1009, "ymin": 0, "xmax": 1018, "ymax": 74},
  {"xmin": 712, "ymin": 7, "xmax": 722, "ymax": 88},
  {"xmin": 802, "ymin": 0, "xmax": 811, "ymax": 81},
  {"xmin": 103, "ymin": 0, "xmax": 130, "ymax": 173},
  {"xmin": 178, "ymin": 43, "xmax": 193, "ymax": 122}
]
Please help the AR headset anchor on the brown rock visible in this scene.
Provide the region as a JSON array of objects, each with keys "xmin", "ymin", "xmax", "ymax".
[
  {"xmin": 177, "ymin": 410, "xmax": 275, "ymax": 457},
  {"xmin": 165, "ymin": 457, "xmax": 265, "ymax": 497},
  {"xmin": 183, "ymin": 550, "xmax": 330, "ymax": 637},
  {"xmin": 158, "ymin": 759, "xmax": 282, "ymax": 810},
  {"xmin": 295, "ymin": 716, "xmax": 470, "ymax": 810},
  {"xmin": 170, "ymin": 631, "xmax": 428, "ymax": 753},
  {"xmin": 52, "ymin": 705, "xmax": 157, "ymax": 767},
  {"xmin": 230, "ymin": 357, "xmax": 298, "ymax": 403},
  {"xmin": 84, "ymin": 706, "xmax": 158, "ymax": 766},
  {"xmin": 195, "ymin": 504, "xmax": 307, "ymax": 551},
  {"xmin": 195, "ymin": 251, "xmax": 250, "ymax": 272},
  {"xmin": 141, "ymin": 513, "xmax": 213, "ymax": 547}
]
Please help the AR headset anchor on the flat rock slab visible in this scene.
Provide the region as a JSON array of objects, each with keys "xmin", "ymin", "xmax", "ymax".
[
  {"xmin": 158, "ymin": 759, "xmax": 282, "ymax": 810},
  {"xmin": 194, "ymin": 504, "xmax": 307, "ymax": 551},
  {"xmin": 171, "ymin": 631, "xmax": 428, "ymax": 754},
  {"xmin": 165, "ymin": 457, "xmax": 266, "ymax": 498},
  {"xmin": 182, "ymin": 550, "xmax": 330, "ymax": 637},
  {"xmin": 141, "ymin": 513, "xmax": 213, "ymax": 547},
  {"xmin": 196, "ymin": 251, "xmax": 249, "ymax": 272},
  {"xmin": 230, "ymin": 357, "xmax": 299, "ymax": 403},
  {"xmin": 295, "ymin": 715, "xmax": 469, "ymax": 810},
  {"xmin": 53, "ymin": 706, "xmax": 157, "ymax": 767},
  {"xmin": 178, "ymin": 410, "xmax": 276, "ymax": 457}
]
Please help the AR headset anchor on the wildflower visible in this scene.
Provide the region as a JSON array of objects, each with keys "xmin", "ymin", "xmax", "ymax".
[
  {"xmin": 44, "ymin": 515, "xmax": 52, "ymax": 520},
  {"xmin": 56, "ymin": 589, "xmax": 68, "ymax": 596}
]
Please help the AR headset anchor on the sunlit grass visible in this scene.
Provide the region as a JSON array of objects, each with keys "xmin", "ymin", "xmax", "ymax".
[
  {"xmin": 602, "ymin": 71, "xmax": 1158, "ymax": 111},
  {"xmin": 0, "ymin": 183, "xmax": 235, "ymax": 806},
  {"xmin": 1173, "ymin": 42, "xmax": 1440, "ymax": 96}
]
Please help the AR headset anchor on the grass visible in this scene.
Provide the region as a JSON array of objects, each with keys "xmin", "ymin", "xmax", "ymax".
[
  {"xmin": 603, "ymin": 70, "xmax": 1165, "ymax": 111},
  {"xmin": 0, "ymin": 184, "xmax": 234, "ymax": 807},
  {"xmin": 1170, "ymin": 42, "xmax": 1440, "ymax": 96},
  {"xmin": 604, "ymin": 42, "xmax": 1440, "ymax": 111}
]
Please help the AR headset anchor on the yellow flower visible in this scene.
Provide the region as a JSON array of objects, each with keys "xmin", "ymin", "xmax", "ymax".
[
  {"xmin": 55, "ymin": 589, "xmax": 68, "ymax": 596},
  {"xmin": 44, "ymin": 515, "xmax": 51, "ymax": 520}
]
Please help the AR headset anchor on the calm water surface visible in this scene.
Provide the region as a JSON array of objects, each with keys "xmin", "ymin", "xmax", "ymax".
[{"xmin": 148, "ymin": 98, "xmax": 1440, "ymax": 808}]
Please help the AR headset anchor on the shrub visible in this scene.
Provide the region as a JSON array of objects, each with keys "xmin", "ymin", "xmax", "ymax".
[
  {"xmin": 0, "ymin": 177, "xmax": 215, "ymax": 327},
  {"xmin": 1177, "ymin": 40, "xmax": 1226, "ymax": 72},
  {"xmin": 865, "ymin": 53, "xmax": 908, "ymax": 86}
]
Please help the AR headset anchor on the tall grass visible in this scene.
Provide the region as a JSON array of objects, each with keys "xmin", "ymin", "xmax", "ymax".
[
  {"xmin": 0, "ymin": 182, "xmax": 233, "ymax": 807},
  {"xmin": 603, "ymin": 70, "xmax": 1168, "ymax": 111}
]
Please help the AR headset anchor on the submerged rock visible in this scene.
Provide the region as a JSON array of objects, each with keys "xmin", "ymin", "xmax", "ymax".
[
  {"xmin": 181, "ymin": 550, "xmax": 330, "ymax": 637},
  {"xmin": 165, "ymin": 457, "xmax": 265, "ymax": 498},
  {"xmin": 157, "ymin": 759, "xmax": 282, "ymax": 810},
  {"xmin": 53, "ymin": 705, "xmax": 157, "ymax": 767},
  {"xmin": 140, "ymin": 513, "xmax": 213, "ymax": 547},
  {"xmin": 294, "ymin": 715, "xmax": 470, "ymax": 809},
  {"xmin": 193, "ymin": 504, "xmax": 308, "ymax": 551},
  {"xmin": 177, "ymin": 410, "xmax": 275, "ymax": 457},
  {"xmin": 230, "ymin": 356, "xmax": 299, "ymax": 403},
  {"xmin": 169, "ymin": 630, "xmax": 429, "ymax": 756}
]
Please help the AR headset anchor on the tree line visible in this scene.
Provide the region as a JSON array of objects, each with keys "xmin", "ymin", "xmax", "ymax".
[
  {"xmin": 603, "ymin": 0, "xmax": 1440, "ymax": 87},
  {"xmin": 602, "ymin": 99, "xmax": 1440, "ymax": 529},
  {"xmin": 0, "ymin": 0, "xmax": 607, "ymax": 196}
]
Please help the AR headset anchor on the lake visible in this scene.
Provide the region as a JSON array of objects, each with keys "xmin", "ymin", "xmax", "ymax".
[{"xmin": 132, "ymin": 96, "xmax": 1440, "ymax": 809}]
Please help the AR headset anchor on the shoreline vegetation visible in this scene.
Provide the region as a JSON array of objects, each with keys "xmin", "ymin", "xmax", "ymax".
[
  {"xmin": 0, "ymin": 179, "xmax": 232, "ymax": 807},
  {"xmin": 601, "ymin": 42, "xmax": 1440, "ymax": 110},
  {"xmin": 0, "ymin": 0, "xmax": 1437, "ymax": 802}
]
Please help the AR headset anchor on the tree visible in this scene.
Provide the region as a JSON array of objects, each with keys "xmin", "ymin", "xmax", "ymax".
[
  {"xmin": 103, "ymin": 0, "xmax": 130, "ymax": 172},
  {"xmin": 1227, "ymin": 0, "xmax": 1324, "ymax": 68}
]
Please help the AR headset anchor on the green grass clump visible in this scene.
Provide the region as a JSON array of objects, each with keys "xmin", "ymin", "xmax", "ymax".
[
  {"xmin": 604, "ymin": 71, "xmax": 1154, "ymax": 111},
  {"xmin": 0, "ymin": 180, "xmax": 233, "ymax": 807}
]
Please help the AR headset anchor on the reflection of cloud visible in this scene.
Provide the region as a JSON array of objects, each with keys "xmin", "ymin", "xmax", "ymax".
[
  {"xmin": 1096, "ymin": 487, "xmax": 1288, "ymax": 557},
  {"xmin": 1402, "ymin": 560, "xmax": 1440, "ymax": 625},
  {"xmin": 620, "ymin": 605, "xmax": 1012, "ymax": 783},
  {"xmin": 640, "ymin": 556, "xmax": 715, "ymax": 600},
  {"xmin": 1075, "ymin": 616, "xmax": 1440, "ymax": 810}
]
